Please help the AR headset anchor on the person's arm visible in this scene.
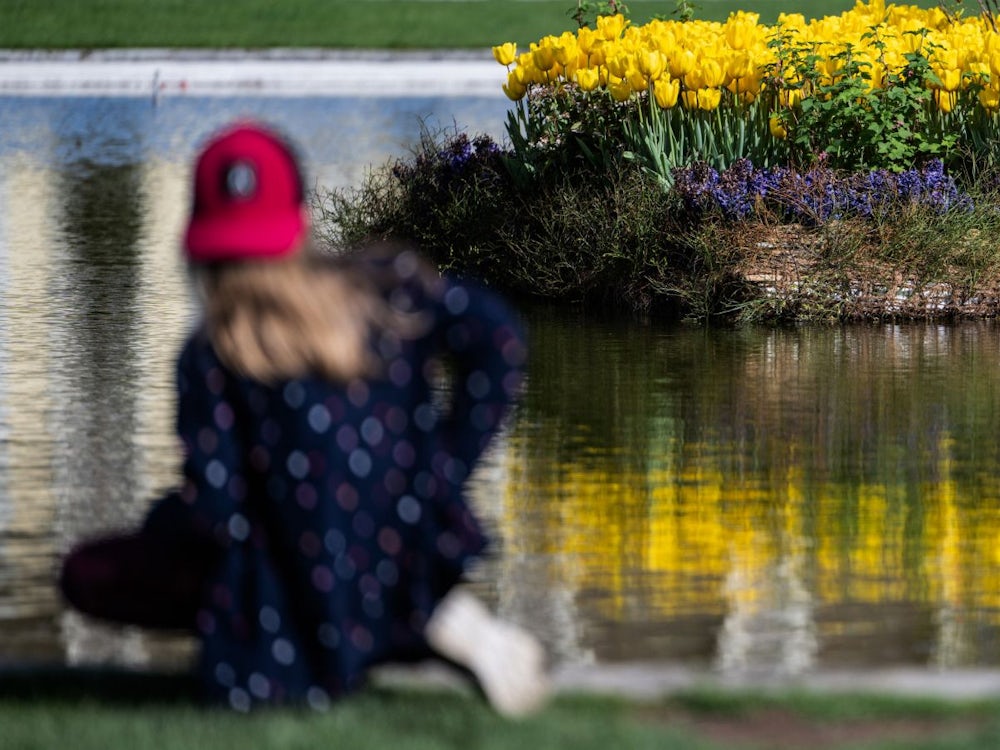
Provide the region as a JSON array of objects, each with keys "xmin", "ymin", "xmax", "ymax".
[
  {"xmin": 432, "ymin": 278, "xmax": 527, "ymax": 484},
  {"xmin": 144, "ymin": 335, "xmax": 247, "ymax": 549}
]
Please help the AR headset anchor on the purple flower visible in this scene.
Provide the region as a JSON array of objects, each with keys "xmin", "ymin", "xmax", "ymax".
[{"xmin": 671, "ymin": 159, "xmax": 972, "ymax": 223}]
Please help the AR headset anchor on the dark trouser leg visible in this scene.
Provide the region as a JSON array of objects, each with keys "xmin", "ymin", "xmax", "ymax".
[{"xmin": 59, "ymin": 532, "xmax": 216, "ymax": 630}]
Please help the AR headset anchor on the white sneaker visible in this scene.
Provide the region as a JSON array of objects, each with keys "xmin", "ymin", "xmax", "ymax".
[{"xmin": 425, "ymin": 590, "xmax": 550, "ymax": 718}]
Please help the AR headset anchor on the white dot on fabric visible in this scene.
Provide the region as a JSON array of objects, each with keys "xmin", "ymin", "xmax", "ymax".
[
  {"xmin": 286, "ymin": 450, "xmax": 310, "ymax": 480},
  {"xmin": 228, "ymin": 513, "xmax": 250, "ymax": 542},
  {"xmin": 349, "ymin": 448, "xmax": 372, "ymax": 478},
  {"xmin": 393, "ymin": 249, "xmax": 419, "ymax": 279},
  {"xmin": 413, "ymin": 404, "xmax": 436, "ymax": 432},
  {"xmin": 214, "ymin": 662, "xmax": 236, "ymax": 687},
  {"xmin": 259, "ymin": 606, "xmax": 281, "ymax": 634},
  {"xmin": 336, "ymin": 425, "xmax": 359, "ymax": 452},
  {"xmin": 229, "ymin": 687, "xmax": 251, "ymax": 712},
  {"xmin": 324, "ymin": 528, "xmax": 346, "ymax": 556},
  {"xmin": 397, "ymin": 495, "xmax": 422, "ymax": 524},
  {"xmin": 213, "ymin": 402, "xmax": 235, "ymax": 431},
  {"xmin": 312, "ymin": 564, "xmax": 334, "ymax": 592},
  {"xmin": 307, "ymin": 686, "xmax": 332, "ymax": 712},
  {"xmin": 392, "ymin": 440, "xmax": 415, "ymax": 468},
  {"xmin": 249, "ymin": 672, "xmax": 271, "ymax": 700},
  {"xmin": 206, "ymin": 367, "xmax": 226, "ymax": 396},
  {"xmin": 360, "ymin": 417, "xmax": 384, "ymax": 446},
  {"xmin": 206, "ymin": 459, "xmax": 228, "ymax": 489},
  {"xmin": 347, "ymin": 379, "xmax": 370, "ymax": 407},
  {"xmin": 308, "ymin": 404, "xmax": 331, "ymax": 433},
  {"xmin": 283, "ymin": 381, "xmax": 306, "ymax": 409},
  {"xmin": 351, "ymin": 626, "xmax": 374, "ymax": 652},
  {"xmin": 272, "ymin": 637, "xmax": 296, "ymax": 666},
  {"xmin": 388, "ymin": 358, "xmax": 412, "ymax": 387},
  {"xmin": 444, "ymin": 286, "xmax": 469, "ymax": 315}
]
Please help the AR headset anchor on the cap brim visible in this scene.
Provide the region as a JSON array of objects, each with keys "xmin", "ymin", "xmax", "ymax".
[{"xmin": 185, "ymin": 210, "xmax": 308, "ymax": 262}]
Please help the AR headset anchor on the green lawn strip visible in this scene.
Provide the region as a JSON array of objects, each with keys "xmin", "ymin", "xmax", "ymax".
[
  {"xmin": 0, "ymin": 0, "xmax": 942, "ymax": 50},
  {"xmin": 5, "ymin": 671, "xmax": 1000, "ymax": 750},
  {"xmin": 640, "ymin": 688, "xmax": 1000, "ymax": 750},
  {"xmin": 0, "ymin": 679, "xmax": 710, "ymax": 750}
]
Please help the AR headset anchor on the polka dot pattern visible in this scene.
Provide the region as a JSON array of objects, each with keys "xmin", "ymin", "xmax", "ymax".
[{"xmin": 170, "ymin": 270, "xmax": 524, "ymax": 710}]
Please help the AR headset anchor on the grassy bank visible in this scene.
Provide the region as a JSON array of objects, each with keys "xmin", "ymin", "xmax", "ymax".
[
  {"xmin": 3, "ymin": 669, "xmax": 1000, "ymax": 750},
  {"xmin": 0, "ymin": 0, "xmax": 940, "ymax": 50}
]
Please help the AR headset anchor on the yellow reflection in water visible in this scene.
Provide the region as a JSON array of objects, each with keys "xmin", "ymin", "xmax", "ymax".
[{"xmin": 500, "ymin": 423, "xmax": 1000, "ymax": 668}]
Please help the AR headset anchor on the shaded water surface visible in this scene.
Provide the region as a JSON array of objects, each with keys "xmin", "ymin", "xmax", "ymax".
[
  {"xmin": 1, "ymin": 96, "xmax": 999, "ymax": 678},
  {"xmin": 493, "ymin": 312, "xmax": 1000, "ymax": 673}
]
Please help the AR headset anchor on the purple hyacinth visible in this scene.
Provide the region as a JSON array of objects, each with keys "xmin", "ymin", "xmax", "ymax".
[{"xmin": 671, "ymin": 159, "xmax": 972, "ymax": 223}]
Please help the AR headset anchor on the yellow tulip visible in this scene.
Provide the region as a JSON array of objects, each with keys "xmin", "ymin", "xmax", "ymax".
[
  {"xmin": 726, "ymin": 51, "xmax": 755, "ymax": 81},
  {"xmin": 626, "ymin": 66, "xmax": 646, "ymax": 91},
  {"xmin": 769, "ymin": 115, "xmax": 787, "ymax": 139},
  {"xmin": 653, "ymin": 77, "xmax": 680, "ymax": 108},
  {"xmin": 608, "ymin": 75, "xmax": 633, "ymax": 102},
  {"xmin": 668, "ymin": 48, "xmax": 696, "ymax": 79},
  {"xmin": 724, "ymin": 12, "xmax": 759, "ymax": 50},
  {"xmin": 597, "ymin": 13, "xmax": 627, "ymax": 42},
  {"xmin": 728, "ymin": 72, "xmax": 762, "ymax": 97},
  {"xmin": 699, "ymin": 59, "xmax": 727, "ymax": 89},
  {"xmin": 935, "ymin": 90, "xmax": 956, "ymax": 113},
  {"xmin": 638, "ymin": 50, "xmax": 666, "ymax": 80},
  {"xmin": 605, "ymin": 49, "xmax": 629, "ymax": 78},
  {"xmin": 697, "ymin": 87, "xmax": 722, "ymax": 110},
  {"xmin": 513, "ymin": 59, "xmax": 540, "ymax": 86},
  {"xmin": 532, "ymin": 45, "xmax": 557, "ymax": 72},
  {"xmin": 492, "ymin": 42, "xmax": 517, "ymax": 66},
  {"xmin": 779, "ymin": 87, "xmax": 801, "ymax": 108},
  {"xmin": 938, "ymin": 67, "xmax": 962, "ymax": 92},
  {"xmin": 502, "ymin": 77, "xmax": 526, "ymax": 101},
  {"xmin": 979, "ymin": 85, "xmax": 1000, "ymax": 110},
  {"xmin": 967, "ymin": 61, "xmax": 990, "ymax": 87},
  {"xmin": 575, "ymin": 67, "xmax": 601, "ymax": 92},
  {"xmin": 988, "ymin": 50, "xmax": 1000, "ymax": 79},
  {"xmin": 577, "ymin": 26, "xmax": 599, "ymax": 55},
  {"xmin": 681, "ymin": 89, "xmax": 700, "ymax": 109}
]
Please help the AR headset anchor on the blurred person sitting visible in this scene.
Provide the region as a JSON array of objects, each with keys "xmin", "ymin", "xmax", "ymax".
[{"xmin": 59, "ymin": 120, "xmax": 548, "ymax": 717}]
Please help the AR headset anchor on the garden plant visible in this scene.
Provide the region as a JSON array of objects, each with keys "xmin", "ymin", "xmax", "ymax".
[{"xmin": 319, "ymin": 0, "xmax": 1000, "ymax": 322}]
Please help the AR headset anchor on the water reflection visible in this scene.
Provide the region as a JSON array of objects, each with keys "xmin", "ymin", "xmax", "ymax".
[
  {"xmin": 492, "ymin": 312, "xmax": 1000, "ymax": 673},
  {"xmin": 2, "ymin": 95, "xmax": 1000, "ymax": 679}
]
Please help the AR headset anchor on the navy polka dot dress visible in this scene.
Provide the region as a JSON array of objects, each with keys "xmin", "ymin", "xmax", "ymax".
[{"xmin": 170, "ymin": 265, "xmax": 525, "ymax": 710}]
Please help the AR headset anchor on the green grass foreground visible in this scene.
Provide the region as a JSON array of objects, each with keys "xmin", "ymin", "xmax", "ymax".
[
  {"xmin": 3, "ymin": 669, "xmax": 1000, "ymax": 750},
  {"xmin": 0, "ymin": 0, "xmax": 941, "ymax": 50}
]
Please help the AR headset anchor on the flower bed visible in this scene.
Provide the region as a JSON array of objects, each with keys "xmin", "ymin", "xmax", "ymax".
[
  {"xmin": 496, "ymin": 0, "xmax": 1000, "ymax": 178},
  {"xmin": 317, "ymin": 1, "xmax": 1000, "ymax": 323}
]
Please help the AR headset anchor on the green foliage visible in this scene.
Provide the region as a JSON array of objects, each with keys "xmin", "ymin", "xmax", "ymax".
[
  {"xmin": 764, "ymin": 28, "xmax": 961, "ymax": 172},
  {"xmin": 503, "ymin": 85, "xmax": 634, "ymax": 186},
  {"xmin": 670, "ymin": 0, "xmax": 700, "ymax": 22},
  {"xmin": 938, "ymin": 0, "xmax": 1000, "ymax": 28},
  {"xmin": 622, "ymin": 90, "xmax": 788, "ymax": 189},
  {"xmin": 317, "ymin": 119, "xmax": 1000, "ymax": 324},
  {"xmin": 569, "ymin": 0, "xmax": 631, "ymax": 29}
]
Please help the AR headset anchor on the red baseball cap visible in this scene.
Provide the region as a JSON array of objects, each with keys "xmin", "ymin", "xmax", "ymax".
[{"xmin": 184, "ymin": 122, "xmax": 309, "ymax": 263}]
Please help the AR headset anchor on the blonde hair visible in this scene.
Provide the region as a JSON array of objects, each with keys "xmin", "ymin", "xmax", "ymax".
[{"xmin": 196, "ymin": 244, "xmax": 433, "ymax": 383}]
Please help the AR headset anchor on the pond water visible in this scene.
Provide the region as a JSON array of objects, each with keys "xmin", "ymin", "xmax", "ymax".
[{"xmin": 2, "ymin": 94, "xmax": 1000, "ymax": 681}]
